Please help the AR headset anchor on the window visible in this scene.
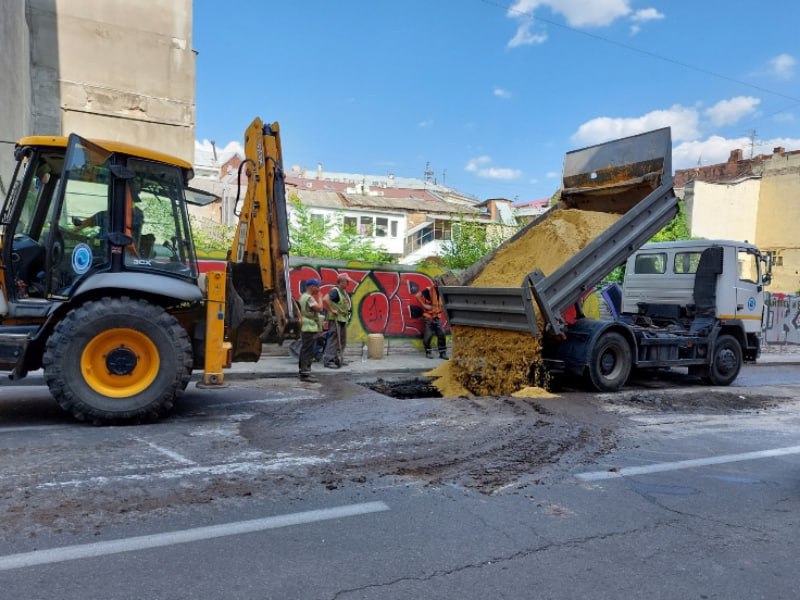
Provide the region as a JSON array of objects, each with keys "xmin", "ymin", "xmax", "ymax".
[
  {"xmin": 390, "ymin": 220, "xmax": 398, "ymax": 238},
  {"xmin": 343, "ymin": 216, "xmax": 357, "ymax": 231},
  {"xmin": 738, "ymin": 250, "xmax": 758, "ymax": 284},
  {"xmin": 767, "ymin": 250, "xmax": 783, "ymax": 267},
  {"xmin": 310, "ymin": 213, "xmax": 324, "ymax": 225},
  {"xmin": 434, "ymin": 220, "xmax": 452, "ymax": 241},
  {"xmin": 634, "ymin": 253, "xmax": 666, "ymax": 274},
  {"xmin": 359, "ymin": 216, "xmax": 374, "ymax": 236},
  {"xmin": 375, "ymin": 217, "xmax": 388, "ymax": 237},
  {"xmin": 673, "ymin": 252, "xmax": 702, "ymax": 274}
]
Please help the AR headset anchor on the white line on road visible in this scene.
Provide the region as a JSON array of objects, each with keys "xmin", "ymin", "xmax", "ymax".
[
  {"xmin": 0, "ymin": 425, "xmax": 69, "ymax": 434},
  {"xmin": 133, "ymin": 437, "xmax": 196, "ymax": 465},
  {"xmin": 0, "ymin": 501, "xmax": 390, "ymax": 572},
  {"xmin": 35, "ymin": 456, "xmax": 329, "ymax": 489},
  {"xmin": 576, "ymin": 444, "xmax": 800, "ymax": 482}
]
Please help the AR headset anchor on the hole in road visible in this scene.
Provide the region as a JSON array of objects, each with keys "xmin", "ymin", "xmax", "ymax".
[{"xmin": 360, "ymin": 377, "xmax": 443, "ymax": 399}]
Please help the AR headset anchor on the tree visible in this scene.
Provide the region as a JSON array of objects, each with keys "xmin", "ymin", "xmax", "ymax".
[
  {"xmin": 439, "ymin": 216, "xmax": 513, "ymax": 270},
  {"xmin": 288, "ymin": 195, "xmax": 393, "ymax": 263}
]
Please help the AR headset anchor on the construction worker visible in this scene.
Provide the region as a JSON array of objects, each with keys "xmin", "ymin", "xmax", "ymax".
[
  {"xmin": 415, "ymin": 284, "xmax": 448, "ymax": 359},
  {"xmin": 298, "ymin": 278, "xmax": 324, "ymax": 381},
  {"xmin": 322, "ymin": 273, "xmax": 355, "ymax": 368}
]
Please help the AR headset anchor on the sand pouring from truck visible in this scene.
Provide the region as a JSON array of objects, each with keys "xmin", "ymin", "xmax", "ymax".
[{"xmin": 439, "ymin": 128, "xmax": 771, "ymax": 394}]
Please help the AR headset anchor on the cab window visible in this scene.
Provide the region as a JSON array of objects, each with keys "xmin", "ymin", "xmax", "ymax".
[{"xmin": 634, "ymin": 253, "xmax": 666, "ymax": 274}]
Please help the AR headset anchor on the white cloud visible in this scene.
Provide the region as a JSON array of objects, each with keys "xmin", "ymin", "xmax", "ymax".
[
  {"xmin": 507, "ymin": 1, "xmax": 665, "ymax": 46},
  {"xmin": 546, "ymin": 171, "xmax": 560, "ymax": 178},
  {"xmin": 631, "ymin": 7, "xmax": 664, "ymax": 22},
  {"xmin": 465, "ymin": 156, "xmax": 492, "ymax": 172},
  {"xmin": 571, "ymin": 104, "xmax": 700, "ymax": 146},
  {"xmin": 629, "ymin": 7, "xmax": 663, "ymax": 34},
  {"xmin": 417, "ymin": 118, "xmax": 434, "ymax": 128},
  {"xmin": 767, "ymin": 53, "xmax": 796, "ymax": 80},
  {"xmin": 508, "ymin": 0, "xmax": 632, "ymax": 28},
  {"xmin": 507, "ymin": 16, "xmax": 548, "ymax": 48},
  {"xmin": 494, "ymin": 87, "xmax": 513, "ymax": 99},
  {"xmin": 465, "ymin": 155, "xmax": 521, "ymax": 179},
  {"xmin": 704, "ymin": 96, "xmax": 760, "ymax": 127},
  {"xmin": 673, "ymin": 135, "xmax": 800, "ymax": 169}
]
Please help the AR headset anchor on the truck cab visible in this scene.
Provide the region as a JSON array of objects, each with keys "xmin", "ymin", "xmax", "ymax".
[{"xmin": 621, "ymin": 240, "xmax": 771, "ymax": 362}]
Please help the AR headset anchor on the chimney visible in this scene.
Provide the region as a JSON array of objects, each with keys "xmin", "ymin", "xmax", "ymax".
[
  {"xmin": 773, "ymin": 146, "xmax": 785, "ymax": 154},
  {"xmin": 317, "ymin": 162, "xmax": 323, "ymax": 180},
  {"xmin": 728, "ymin": 149, "xmax": 743, "ymax": 162}
]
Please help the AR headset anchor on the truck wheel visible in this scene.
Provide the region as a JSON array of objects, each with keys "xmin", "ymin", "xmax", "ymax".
[
  {"xmin": 587, "ymin": 331, "xmax": 632, "ymax": 392},
  {"xmin": 43, "ymin": 297, "xmax": 192, "ymax": 424},
  {"xmin": 704, "ymin": 334, "xmax": 742, "ymax": 386}
]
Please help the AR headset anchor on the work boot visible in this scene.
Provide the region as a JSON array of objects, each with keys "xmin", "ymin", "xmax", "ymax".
[
  {"xmin": 324, "ymin": 362, "xmax": 340, "ymax": 369},
  {"xmin": 425, "ymin": 349, "xmax": 433, "ymax": 359},
  {"xmin": 439, "ymin": 351, "xmax": 448, "ymax": 360},
  {"xmin": 299, "ymin": 372, "xmax": 317, "ymax": 382}
]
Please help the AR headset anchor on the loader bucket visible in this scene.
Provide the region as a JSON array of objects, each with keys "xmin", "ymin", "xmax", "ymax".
[{"xmin": 560, "ymin": 127, "xmax": 672, "ymax": 213}]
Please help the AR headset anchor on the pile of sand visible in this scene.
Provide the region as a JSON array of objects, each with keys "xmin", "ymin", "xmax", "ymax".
[{"xmin": 429, "ymin": 208, "xmax": 621, "ymax": 397}]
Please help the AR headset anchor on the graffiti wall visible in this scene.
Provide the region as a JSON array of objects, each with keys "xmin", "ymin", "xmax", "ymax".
[
  {"xmin": 764, "ymin": 293, "xmax": 800, "ymax": 345},
  {"xmin": 289, "ymin": 260, "xmax": 448, "ymax": 346}
]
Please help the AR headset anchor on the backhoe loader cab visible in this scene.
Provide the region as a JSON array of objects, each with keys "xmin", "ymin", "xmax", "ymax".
[{"xmin": 0, "ymin": 134, "xmax": 203, "ymax": 422}]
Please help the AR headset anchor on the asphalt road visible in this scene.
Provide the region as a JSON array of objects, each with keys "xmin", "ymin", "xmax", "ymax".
[{"xmin": 0, "ymin": 366, "xmax": 799, "ymax": 599}]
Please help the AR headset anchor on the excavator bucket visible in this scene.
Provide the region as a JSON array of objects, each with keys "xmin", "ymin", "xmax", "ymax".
[{"xmin": 560, "ymin": 127, "xmax": 672, "ymax": 213}]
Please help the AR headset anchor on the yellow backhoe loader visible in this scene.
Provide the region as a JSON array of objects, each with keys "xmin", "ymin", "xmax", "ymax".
[{"xmin": 0, "ymin": 118, "xmax": 297, "ymax": 423}]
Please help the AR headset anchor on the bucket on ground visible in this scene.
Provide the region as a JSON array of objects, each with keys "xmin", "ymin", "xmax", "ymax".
[{"xmin": 367, "ymin": 333, "xmax": 384, "ymax": 359}]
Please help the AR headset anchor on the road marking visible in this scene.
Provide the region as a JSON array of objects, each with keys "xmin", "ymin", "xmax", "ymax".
[
  {"xmin": 0, "ymin": 425, "xmax": 69, "ymax": 434},
  {"xmin": 133, "ymin": 437, "xmax": 195, "ymax": 465},
  {"xmin": 576, "ymin": 444, "xmax": 800, "ymax": 482},
  {"xmin": 35, "ymin": 456, "xmax": 329, "ymax": 489},
  {"xmin": 0, "ymin": 501, "xmax": 390, "ymax": 572}
]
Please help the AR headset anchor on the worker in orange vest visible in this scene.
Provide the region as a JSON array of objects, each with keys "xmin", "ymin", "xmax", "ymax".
[{"xmin": 415, "ymin": 285, "xmax": 448, "ymax": 359}]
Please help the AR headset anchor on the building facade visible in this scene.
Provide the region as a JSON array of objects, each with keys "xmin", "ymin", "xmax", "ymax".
[
  {"xmin": 679, "ymin": 147, "xmax": 800, "ymax": 293},
  {"xmin": 0, "ymin": 0, "xmax": 195, "ymax": 188}
]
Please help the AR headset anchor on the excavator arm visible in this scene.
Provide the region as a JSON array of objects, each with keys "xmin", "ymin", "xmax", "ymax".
[{"xmin": 202, "ymin": 118, "xmax": 298, "ymax": 384}]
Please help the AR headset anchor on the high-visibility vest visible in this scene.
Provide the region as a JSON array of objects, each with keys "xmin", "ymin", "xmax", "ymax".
[
  {"xmin": 326, "ymin": 285, "xmax": 351, "ymax": 323},
  {"xmin": 300, "ymin": 292, "xmax": 322, "ymax": 332},
  {"xmin": 420, "ymin": 287, "xmax": 442, "ymax": 319}
]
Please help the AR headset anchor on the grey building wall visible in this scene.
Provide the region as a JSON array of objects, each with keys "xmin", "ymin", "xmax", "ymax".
[
  {"xmin": 0, "ymin": 0, "xmax": 194, "ymax": 190},
  {"xmin": 0, "ymin": 0, "xmax": 34, "ymax": 193}
]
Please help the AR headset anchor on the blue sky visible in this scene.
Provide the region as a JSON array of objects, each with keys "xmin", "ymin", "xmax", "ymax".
[{"xmin": 193, "ymin": 1, "xmax": 799, "ymax": 202}]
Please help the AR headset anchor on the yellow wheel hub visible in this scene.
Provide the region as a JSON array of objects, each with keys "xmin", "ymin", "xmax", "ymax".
[{"xmin": 81, "ymin": 328, "xmax": 160, "ymax": 398}]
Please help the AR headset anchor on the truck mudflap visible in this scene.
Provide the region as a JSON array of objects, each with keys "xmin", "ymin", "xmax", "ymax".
[{"xmin": 440, "ymin": 127, "xmax": 678, "ymax": 338}]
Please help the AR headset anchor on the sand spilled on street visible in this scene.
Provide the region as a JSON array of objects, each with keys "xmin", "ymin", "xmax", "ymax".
[{"xmin": 430, "ymin": 208, "xmax": 621, "ymax": 397}]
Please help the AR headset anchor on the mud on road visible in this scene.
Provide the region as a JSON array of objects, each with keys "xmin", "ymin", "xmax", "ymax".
[{"xmin": 0, "ymin": 375, "xmax": 791, "ymax": 539}]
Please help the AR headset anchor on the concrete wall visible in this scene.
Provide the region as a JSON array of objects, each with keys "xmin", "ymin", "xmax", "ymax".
[
  {"xmin": 685, "ymin": 179, "xmax": 760, "ymax": 242},
  {"xmin": 29, "ymin": 0, "xmax": 195, "ymax": 162},
  {"xmin": 755, "ymin": 152, "xmax": 800, "ymax": 293},
  {"xmin": 0, "ymin": 1, "xmax": 33, "ymax": 191}
]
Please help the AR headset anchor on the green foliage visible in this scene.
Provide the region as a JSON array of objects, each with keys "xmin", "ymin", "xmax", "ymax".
[
  {"xmin": 651, "ymin": 200, "xmax": 691, "ymax": 242},
  {"xmin": 439, "ymin": 217, "xmax": 511, "ymax": 270},
  {"xmin": 190, "ymin": 214, "xmax": 234, "ymax": 257},
  {"xmin": 288, "ymin": 195, "xmax": 393, "ymax": 263}
]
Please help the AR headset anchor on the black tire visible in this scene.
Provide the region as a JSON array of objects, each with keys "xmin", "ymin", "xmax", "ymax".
[
  {"xmin": 703, "ymin": 334, "xmax": 742, "ymax": 386},
  {"xmin": 42, "ymin": 297, "xmax": 192, "ymax": 424},
  {"xmin": 587, "ymin": 331, "xmax": 632, "ymax": 392}
]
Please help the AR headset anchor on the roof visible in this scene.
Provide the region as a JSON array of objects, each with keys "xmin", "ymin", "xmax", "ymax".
[
  {"xmin": 290, "ymin": 187, "xmax": 484, "ymax": 217},
  {"xmin": 17, "ymin": 135, "xmax": 193, "ymax": 171}
]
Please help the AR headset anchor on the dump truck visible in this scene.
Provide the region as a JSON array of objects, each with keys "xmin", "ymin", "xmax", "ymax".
[
  {"xmin": 0, "ymin": 117, "xmax": 296, "ymax": 423},
  {"xmin": 440, "ymin": 128, "xmax": 771, "ymax": 392}
]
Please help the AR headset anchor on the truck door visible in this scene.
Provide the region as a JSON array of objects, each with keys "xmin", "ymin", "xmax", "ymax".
[{"xmin": 735, "ymin": 247, "xmax": 762, "ymax": 334}]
